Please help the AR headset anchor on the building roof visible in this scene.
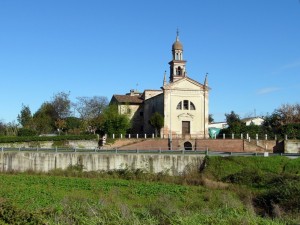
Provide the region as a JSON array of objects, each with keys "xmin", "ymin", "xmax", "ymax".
[{"xmin": 112, "ymin": 94, "xmax": 143, "ymax": 104}]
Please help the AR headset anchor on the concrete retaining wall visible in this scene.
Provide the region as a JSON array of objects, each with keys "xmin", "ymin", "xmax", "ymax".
[
  {"xmin": 0, "ymin": 152, "xmax": 204, "ymax": 176},
  {"xmin": 285, "ymin": 140, "xmax": 300, "ymax": 153}
]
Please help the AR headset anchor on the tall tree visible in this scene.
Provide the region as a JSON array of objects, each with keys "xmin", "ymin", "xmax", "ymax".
[
  {"xmin": 33, "ymin": 102, "xmax": 57, "ymax": 134},
  {"xmin": 225, "ymin": 111, "xmax": 241, "ymax": 126},
  {"xmin": 51, "ymin": 91, "xmax": 71, "ymax": 119},
  {"xmin": 17, "ymin": 104, "xmax": 33, "ymax": 128}
]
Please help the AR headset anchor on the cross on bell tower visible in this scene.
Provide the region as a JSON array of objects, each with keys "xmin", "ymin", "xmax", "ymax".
[{"xmin": 169, "ymin": 29, "xmax": 187, "ymax": 82}]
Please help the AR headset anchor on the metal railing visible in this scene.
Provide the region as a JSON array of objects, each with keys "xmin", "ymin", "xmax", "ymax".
[{"xmin": 0, "ymin": 146, "xmax": 299, "ymax": 157}]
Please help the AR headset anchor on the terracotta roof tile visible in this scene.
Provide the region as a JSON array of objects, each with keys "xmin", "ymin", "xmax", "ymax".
[{"xmin": 112, "ymin": 95, "xmax": 143, "ymax": 104}]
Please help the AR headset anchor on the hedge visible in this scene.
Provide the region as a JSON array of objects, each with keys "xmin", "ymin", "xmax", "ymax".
[{"xmin": 0, "ymin": 135, "xmax": 98, "ymax": 143}]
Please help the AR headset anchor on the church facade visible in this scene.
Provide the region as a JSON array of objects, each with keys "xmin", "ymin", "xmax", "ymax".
[{"xmin": 110, "ymin": 33, "xmax": 209, "ymax": 139}]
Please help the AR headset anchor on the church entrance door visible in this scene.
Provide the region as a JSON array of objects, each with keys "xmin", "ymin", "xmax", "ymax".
[{"xmin": 182, "ymin": 121, "xmax": 190, "ymax": 137}]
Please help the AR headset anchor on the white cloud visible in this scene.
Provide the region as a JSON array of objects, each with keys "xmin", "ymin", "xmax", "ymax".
[
  {"xmin": 281, "ymin": 60, "xmax": 300, "ymax": 70},
  {"xmin": 257, "ymin": 87, "xmax": 281, "ymax": 95}
]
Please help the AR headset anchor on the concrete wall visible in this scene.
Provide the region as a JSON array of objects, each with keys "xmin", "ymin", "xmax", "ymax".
[
  {"xmin": 285, "ymin": 140, "xmax": 300, "ymax": 153},
  {"xmin": 0, "ymin": 152, "xmax": 204, "ymax": 176}
]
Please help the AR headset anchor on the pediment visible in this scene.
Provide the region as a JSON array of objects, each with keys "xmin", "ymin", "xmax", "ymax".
[{"xmin": 163, "ymin": 77, "xmax": 206, "ymax": 90}]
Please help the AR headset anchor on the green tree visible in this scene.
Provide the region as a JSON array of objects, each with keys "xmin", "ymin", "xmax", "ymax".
[
  {"xmin": 17, "ymin": 104, "xmax": 33, "ymax": 128},
  {"xmin": 149, "ymin": 112, "xmax": 164, "ymax": 137},
  {"xmin": 33, "ymin": 102, "xmax": 57, "ymax": 134},
  {"xmin": 102, "ymin": 104, "xmax": 131, "ymax": 137}
]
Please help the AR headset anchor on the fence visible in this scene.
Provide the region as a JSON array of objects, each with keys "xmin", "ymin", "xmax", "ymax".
[
  {"xmin": 0, "ymin": 146, "xmax": 299, "ymax": 157},
  {"xmin": 105, "ymin": 133, "xmax": 297, "ymax": 141}
]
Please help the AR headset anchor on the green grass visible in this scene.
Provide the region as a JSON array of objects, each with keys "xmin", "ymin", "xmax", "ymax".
[{"xmin": 0, "ymin": 156, "xmax": 300, "ymax": 224}]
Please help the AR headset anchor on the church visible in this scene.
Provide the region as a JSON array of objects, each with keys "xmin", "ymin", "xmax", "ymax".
[{"xmin": 110, "ymin": 32, "xmax": 210, "ymax": 139}]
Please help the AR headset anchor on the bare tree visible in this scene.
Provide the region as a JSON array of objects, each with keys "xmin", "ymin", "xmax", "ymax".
[
  {"xmin": 275, "ymin": 103, "xmax": 300, "ymax": 125},
  {"xmin": 74, "ymin": 96, "xmax": 108, "ymax": 120},
  {"xmin": 51, "ymin": 91, "xmax": 72, "ymax": 119}
]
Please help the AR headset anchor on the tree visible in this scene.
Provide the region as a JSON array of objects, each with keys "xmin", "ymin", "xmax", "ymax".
[
  {"xmin": 274, "ymin": 103, "xmax": 300, "ymax": 125},
  {"xmin": 149, "ymin": 112, "xmax": 164, "ymax": 137},
  {"xmin": 74, "ymin": 96, "xmax": 108, "ymax": 119},
  {"xmin": 225, "ymin": 111, "xmax": 241, "ymax": 126},
  {"xmin": 33, "ymin": 102, "xmax": 57, "ymax": 134},
  {"xmin": 223, "ymin": 111, "xmax": 245, "ymax": 136},
  {"xmin": 17, "ymin": 104, "xmax": 33, "ymax": 128},
  {"xmin": 209, "ymin": 114, "xmax": 214, "ymax": 123},
  {"xmin": 51, "ymin": 91, "xmax": 71, "ymax": 119},
  {"xmin": 102, "ymin": 104, "xmax": 131, "ymax": 137},
  {"xmin": 0, "ymin": 121, "xmax": 6, "ymax": 136}
]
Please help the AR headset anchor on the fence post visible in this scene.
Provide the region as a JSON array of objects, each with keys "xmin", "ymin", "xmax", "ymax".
[
  {"xmin": 144, "ymin": 133, "xmax": 147, "ymax": 139},
  {"xmin": 256, "ymin": 134, "xmax": 258, "ymax": 141},
  {"xmin": 246, "ymin": 133, "xmax": 249, "ymax": 140},
  {"xmin": 265, "ymin": 134, "xmax": 268, "ymax": 140},
  {"xmin": 249, "ymin": 137, "xmax": 251, "ymax": 142},
  {"xmin": 137, "ymin": 134, "xmax": 139, "ymax": 139},
  {"xmin": 232, "ymin": 133, "xmax": 234, "ymax": 139},
  {"xmin": 113, "ymin": 134, "xmax": 115, "ymax": 139},
  {"xmin": 152, "ymin": 133, "xmax": 154, "ymax": 139},
  {"xmin": 129, "ymin": 134, "xmax": 131, "ymax": 139},
  {"xmin": 223, "ymin": 133, "xmax": 225, "ymax": 139},
  {"xmin": 275, "ymin": 135, "xmax": 277, "ymax": 141},
  {"xmin": 285, "ymin": 134, "xmax": 288, "ymax": 140},
  {"xmin": 241, "ymin": 133, "xmax": 243, "ymax": 139},
  {"xmin": 120, "ymin": 134, "xmax": 123, "ymax": 139}
]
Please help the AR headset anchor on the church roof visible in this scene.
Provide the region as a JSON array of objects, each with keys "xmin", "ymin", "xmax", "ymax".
[
  {"xmin": 163, "ymin": 76, "xmax": 210, "ymax": 90},
  {"xmin": 111, "ymin": 94, "xmax": 143, "ymax": 104},
  {"xmin": 172, "ymin": 40, "xmax": 183, "ymax": 50}
]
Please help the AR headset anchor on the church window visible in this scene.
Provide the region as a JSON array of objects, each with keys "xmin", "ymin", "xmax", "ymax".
[
  {"xmin": 190, "ymin": 102, "xmax": 196, "ymax": 110},
  {"xmin": 175, "ymin": 53, "xmax": 179, "ymax": 60},
  {"xmin": 177, "ymin": 67, "xmax": 182, "ymax": 75},
  {"xmin": 183, "ymin": 100, "xmax": 189, "ymax": 110},
  {"xmin": 176, "ymin": 102, "xmax": 182, "ymax": 110}
]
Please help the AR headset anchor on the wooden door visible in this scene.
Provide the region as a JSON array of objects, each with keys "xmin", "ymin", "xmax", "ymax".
[{"xmin": 182, "ymin": 121, "xmax": 190, "ymax": 136}]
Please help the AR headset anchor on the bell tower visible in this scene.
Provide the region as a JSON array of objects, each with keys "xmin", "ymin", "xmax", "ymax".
[{"xmin": 169, "ymin": 30, "xmax": 187, "ymax": 82}]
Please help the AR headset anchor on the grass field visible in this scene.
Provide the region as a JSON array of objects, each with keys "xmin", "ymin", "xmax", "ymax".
[{"xmin": 0, "ymin": 156, "xmax": 299, "ymax": 224}]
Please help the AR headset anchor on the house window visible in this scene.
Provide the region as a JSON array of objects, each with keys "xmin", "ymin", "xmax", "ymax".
[
  {"xmin": 176, "ymin": 102, "xmax": 182, "ymax": 110},
  {"xmin": 183, "ymin": 100, "xmax": 189, "ymax": 110},
  {"xmin": 190, "ymin": 102, "xmax": 196, "ymax": 110}
]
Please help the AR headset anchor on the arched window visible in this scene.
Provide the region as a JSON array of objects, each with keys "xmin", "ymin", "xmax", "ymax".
[
  {"xmin": 190, "ymin": 102, "xmax": 196, "ymax": 110},
  {"xmin": 183, "ymin": 100, "xmax": 189, "ymax": 110},
  {"xmin": 176, "ymin": 102, "xmax": 182, "ymax": 110},
  {"xmin": 176, "ymin": 100, "xmax": 196, "ymax": 110},
  {"xmin": 177, "ymin": 67, "xmax": 182, "ymax": 75}
]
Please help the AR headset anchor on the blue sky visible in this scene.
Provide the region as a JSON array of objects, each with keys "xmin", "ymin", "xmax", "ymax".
[{"xmin": 0, "ymin": 0, "xmax": 300, "ymax": 123}]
